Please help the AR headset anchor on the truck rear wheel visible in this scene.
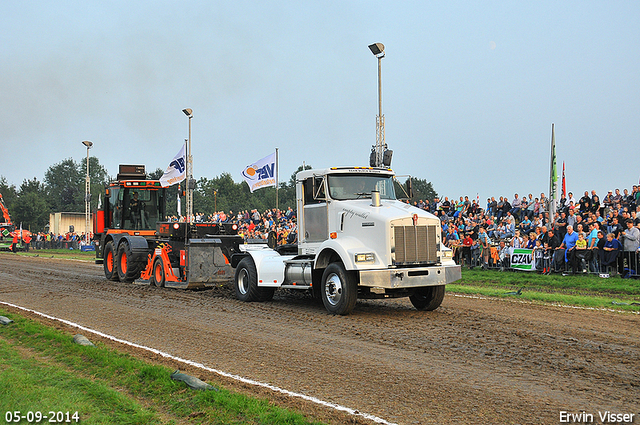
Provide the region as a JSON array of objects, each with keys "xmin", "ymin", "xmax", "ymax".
[
  {"xmin": 321, "ymin": 263, "xmax": 357, "ymax": 315},
  {"xmin": 116, "ymin": 242, "xmax": 143, "ymax": 283},
  {"xmin": 409, "ymin": 285, "xmax": 445, "ymax": 311},
  {"xmin": 151, "ymin": 258, "xmax": 165, "ymax": 287},
  {"xmin": 103, "ymin": 241, "xmax": 119, "ymax": 281},
  {"xmin": 234, "ymin": 257, "xmax": 275, "ymax": 302}
]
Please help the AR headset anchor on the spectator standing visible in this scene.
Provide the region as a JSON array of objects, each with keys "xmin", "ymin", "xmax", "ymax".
[
  {"xmin": 612, "ymin": 189, "xmax": 623, "ymax": 206},
  {"xmin": 487, "ymin": 197, "xmax": 497, "ymax": 217},
  {"xmin": 559, "ymin": 224, "xmax": 579, "ymax": 265},
  {"xmin": 555, "ymin": 212, "xmax": 568, "ymax": 240},
  {"xmin": 540, "ymin": 192, "xmax": 549, "ymax": 215},
  {"xmin": 496, "ymin": 197, "xmax": 505, "ymax": 220},
  {"xmin": 461, "ymin": 233, "xmax": 474, "ymax": 267},
  {"xmin": 591, "ymin": 194, "xmax": 601, "ymax": 214},
  {"xmin": 498, "ymin": 240, "xmax": 510, "ymax": 270},
  {"xmin": 432, "ymin": 197, "xmax": 440, "ymax": 214},
  {"xmin": 620, "ymin": 219, "xmax": 640, "ymax": 275},
  {"xmin": 579, "ymin": 191, "xmax": 591, "ymax": 214},
  {"xmin": 573, "ymin": 232, "xmax": 589, "ymax": 273},
  {"xmin": 477, "ymin": 227, "xmax": 492, "ymax": 269},
  {"xmin": 502, "ymin": 198, "xmax": 512, "ymax": 221},
  {"xmin": 566, "ymin": 209, "xmax": 577, "ymax": 229},
  {"xmin": 545, "ymin": 228, "xmax": 562, "ymax": 272},
  {"xmin": 441, "ymin": 197, "xmax": 451, "ymax": 216}
]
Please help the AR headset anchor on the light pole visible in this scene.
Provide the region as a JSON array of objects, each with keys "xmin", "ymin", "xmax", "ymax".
[
  {"xmin": 82, "ymin": 140, "xmax": 93, "ymax": 242},
  {"xmin": 368, "ymin": 43, "xmax": 391, "ymax": 168},
  {"xmin": 213, "ymin": 189, "xmax": 217, "ymax": 213},
  {"xmin": 182, "ymin": 108, "xmax": 193, "ymax": 222}
]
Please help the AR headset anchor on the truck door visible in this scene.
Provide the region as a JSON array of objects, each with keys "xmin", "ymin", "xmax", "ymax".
[{"xmin": 302, "ymin": 176, "xmax": 328, "ymax": 243}]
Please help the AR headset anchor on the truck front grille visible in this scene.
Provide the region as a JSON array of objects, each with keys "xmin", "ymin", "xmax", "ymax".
[{"xmin": 393, "ymin": 225, "xmax": 437, "ymax": 265}]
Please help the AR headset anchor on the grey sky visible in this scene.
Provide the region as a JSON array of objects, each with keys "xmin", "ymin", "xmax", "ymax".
[{"xmin": 1, "ymin": 1, "xmax": 638, "ymax": 205}]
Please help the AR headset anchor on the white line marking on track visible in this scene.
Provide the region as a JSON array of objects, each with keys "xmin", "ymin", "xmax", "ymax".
[{"xmin": 0, "ymin": 301, "xmax": 397, "ymax": 425}]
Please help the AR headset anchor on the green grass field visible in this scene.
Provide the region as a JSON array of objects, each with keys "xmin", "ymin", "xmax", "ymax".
[
  {"xmin": 451, "ymin": 268, "xmax": 640, "ymax": 311},
  {"xmin": 0, "ymin": 308, "xmax": 325, "ymax": 425},
  {"xmin": 18, "ymin": 248, "xmax": 97, "ymax": 261}
]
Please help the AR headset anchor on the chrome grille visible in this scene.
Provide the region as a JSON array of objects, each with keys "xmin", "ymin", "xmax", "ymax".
[{"xmin": 394, "ymin": 225, "xmax": 437, "ymax": 264}]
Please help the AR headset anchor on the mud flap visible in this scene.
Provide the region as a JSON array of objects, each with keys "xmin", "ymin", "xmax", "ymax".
[{"xmin": 186, "ymin": 239, "xmax": 234, "ymax": 288}]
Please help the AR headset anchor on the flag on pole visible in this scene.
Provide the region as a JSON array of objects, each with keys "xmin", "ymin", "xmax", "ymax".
[
  {"xmin": 562, "ymin": 162, "xmax": 566, "ymax": 199},
  {"xmin": 177, "ymin": 189, "xmax": 181, "ymax": 217},
  {"xmin": 241, "ymin": 152, "xmax": 277, "ymax": 193},
  {"xmin": 160, "ymin": 144, "xmax": 187, "ymax": 187},
  {"xmin": 548, "ymin": 123, "xmax": 558, "ymax": 218}
]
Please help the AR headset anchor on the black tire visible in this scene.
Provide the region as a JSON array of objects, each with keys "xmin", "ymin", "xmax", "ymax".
[
  {"xmin": 116, "ymin": 242, "xmax": 143, "ymax": 282},
  {"xmin": 234, "ymin": 257, "xmax": 275, "ymax": 302},
  {"xmin": 321, "ymin": 263, "xmax": 358, "ymax": 315},
  {"xmin": 151, "ymin": 257, "xmax": 165, "ymax": 287},
  {"xmin": 103, "ymin": 241, "xmax": 119, "ymax": 281},
  {"xmin": 409, "ymin": 285, "xmax": 445, "ymax": 311}
]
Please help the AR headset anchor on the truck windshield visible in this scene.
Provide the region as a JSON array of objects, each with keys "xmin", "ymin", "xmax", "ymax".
[
  {"xmin": 114, "ymin": 188, "xmax": 163, "ymax": 230},
  {"xmin": 327, "ymin": 174, "xmax": 396, "ymax": 201}
]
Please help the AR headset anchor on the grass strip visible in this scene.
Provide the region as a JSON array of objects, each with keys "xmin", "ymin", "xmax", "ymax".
[
  {"xmin": 14, "ymin": 249, "xmax": 95, "ymax": 261},
  {"xmin": 0, "ymin": 308, "xmax": 325, "ymax": 425},
  {"xmin": 451, "ymin": 269, "xmax": 640, "ymax": 311}
]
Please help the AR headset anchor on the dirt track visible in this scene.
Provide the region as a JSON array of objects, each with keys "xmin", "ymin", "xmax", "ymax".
[{"xmin": 1, "ymin": 253, "xmax": 639, "ymax": 425}]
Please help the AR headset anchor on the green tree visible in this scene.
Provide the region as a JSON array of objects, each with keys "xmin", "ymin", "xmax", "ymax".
[
  {"xmin": 409, "ymin": 177, "xmax": 438, "ymax": 203},
  {"xmin": 12, "ymin": 190, "xmax": 49, "ymax": 231},
  {"xmin": 44, "ymin": 158, "xmax": 82, "ymax": 212}
]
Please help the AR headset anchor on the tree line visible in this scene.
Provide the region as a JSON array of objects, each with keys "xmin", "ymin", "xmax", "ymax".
[{"xmin": 1, "ymin": 158, "xmax": 438, "ymax": 232}]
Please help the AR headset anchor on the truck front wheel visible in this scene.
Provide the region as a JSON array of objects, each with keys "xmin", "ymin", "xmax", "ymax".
[
  {"xmin": 409, "ymin": 285, "xmax": 445, "ymax": 311},
  {"xmin": 234, "ymin": 257, "xmax": 275, "ymax": 302},
  {"xmin": 321, "ymin": 263, "xmax": 357, "ymax": 315}
]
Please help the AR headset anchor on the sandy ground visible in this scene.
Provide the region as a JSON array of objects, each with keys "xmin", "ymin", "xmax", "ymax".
[{"xmin": 0, "ymin": 252, "xmax": 638, "ymax": 425}]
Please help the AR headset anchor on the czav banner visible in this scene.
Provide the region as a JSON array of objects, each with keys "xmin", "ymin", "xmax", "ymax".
[{"xmin": 510, "ymin": 248, "xmax": 535, "ymax": 271}]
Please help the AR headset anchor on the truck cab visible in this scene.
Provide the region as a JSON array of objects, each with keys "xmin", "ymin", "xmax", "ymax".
[{"xmin": 233, "ymin": 166, "xmax": 461, "ymax": 315}]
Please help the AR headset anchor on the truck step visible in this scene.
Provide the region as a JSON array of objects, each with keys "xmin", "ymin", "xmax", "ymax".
[{"xmin": 280, "ymin": 284, "xmax": 312, "ymax": 290}]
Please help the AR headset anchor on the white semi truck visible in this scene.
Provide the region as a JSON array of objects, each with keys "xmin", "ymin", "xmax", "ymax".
[{"xmin": 231, "ymin": 166, "xmax": 461, "ymax": 315}]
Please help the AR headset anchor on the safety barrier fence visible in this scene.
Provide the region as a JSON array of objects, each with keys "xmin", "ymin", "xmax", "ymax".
[{"xmin": 452, "ymin": 245, "xmax": 639, "ymax": 278}]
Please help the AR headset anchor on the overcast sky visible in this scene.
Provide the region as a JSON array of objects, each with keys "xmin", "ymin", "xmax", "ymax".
[{"xmin": 1, "ymin": 1, "xmax": 638, "ymax": 204}]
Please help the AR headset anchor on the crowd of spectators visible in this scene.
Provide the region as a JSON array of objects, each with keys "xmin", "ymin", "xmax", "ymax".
[
  {"xmin": 23, "ymin": 231, "xmax": 93, "ymax": 250},
  {"xmin": 12, "ymin": 184, "xmax": 640, "ymax": 278},
  {"xmin": 168, "ymin": 207, "xmax": 298, "ymax": 245},
  {"xmin": 425, "ymin": 186, "xmax": 640, "ymax": 276}
]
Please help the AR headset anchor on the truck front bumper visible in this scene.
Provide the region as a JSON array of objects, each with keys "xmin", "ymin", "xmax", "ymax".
[{"xmin": 358, "ymin": 264, "xmax": 461, "ymax": 289}]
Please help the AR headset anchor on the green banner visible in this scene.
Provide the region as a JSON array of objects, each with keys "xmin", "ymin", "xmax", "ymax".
[{"xmin": 510, "ymin": 248, "xmax": 535, "ymax": 271}]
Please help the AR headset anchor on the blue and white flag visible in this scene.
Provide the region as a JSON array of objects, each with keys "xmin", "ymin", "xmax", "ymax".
[
  {"xmin": 160, "ymin": 144, "xmax": 186, "ymax": 187},
  {"xmin": 241, "ymin": 152, "xmax": 277, "ymax": 193}
]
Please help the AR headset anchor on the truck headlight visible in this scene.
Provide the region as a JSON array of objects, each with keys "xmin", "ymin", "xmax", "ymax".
[
  {"xmin": 441, "ymin": 249, "xmax": 453, "ymax": 259},
  {"xmin": 355, "ymin": 253, "xmax": 375, "ymax": 263}
]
